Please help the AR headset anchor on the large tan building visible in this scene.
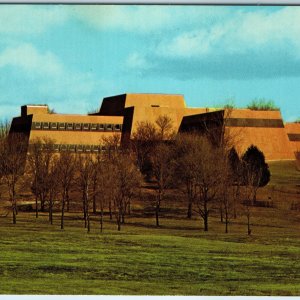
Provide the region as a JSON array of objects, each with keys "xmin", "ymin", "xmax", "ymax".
[{"xmin": 9, "ymin": 93, "xmax": 300, "ymax": 161}]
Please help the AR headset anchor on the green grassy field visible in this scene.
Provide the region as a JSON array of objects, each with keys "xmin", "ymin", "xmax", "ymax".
[{"xmin": 0, "ymin": 160, "xmax": 299, "ymax": 295}]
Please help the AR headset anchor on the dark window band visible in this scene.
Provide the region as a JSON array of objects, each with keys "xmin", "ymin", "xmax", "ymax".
[
  {"xmin": 288, "ymin": 133, "xmax": 300, "ymax": 141},
  {"xmin": 225, "ymin": 118, "xmax": 284, "ymax": 128},
  {"xmin": 31, "ymin": 122, "xmax": 122, "ymax": 132}
]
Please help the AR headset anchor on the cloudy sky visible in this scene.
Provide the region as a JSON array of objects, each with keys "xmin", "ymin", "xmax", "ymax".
[{"xmin": 0, "ymin": 5, "xmax": 300, "ymax": 121}]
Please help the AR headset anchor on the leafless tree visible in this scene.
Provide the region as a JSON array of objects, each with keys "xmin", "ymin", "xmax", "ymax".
[
  {"xmin": 111, "ymin": 153, "xmax": 142, "ymax": 231},
  {"xmin": 155, "ymin": 115, "xmax": 175, "ymax": 140},
  {"xmin": 150, "ymin": 142, "xmax": 174, "ymax": 227},
  {"xmin": 56, "ymin": 151, "xmax": 76, "ymax": 230},
  {"xmin": 131, "ymin": 121, "xmax": 158, "ymax": 174},
  {"xmin": 0, "ymin": 119, "xmax": 10, "ymax": 139},
  {"xmin": 0, "ymin": 133, "xmax": 27, "ymax": 224},
  {"xmin": 77, "ymin": 154, "xmax": 95, "ymax": 232},
  {"xmin": 191, "ymin": 136, "xmax": 223, "ymax": 232},
  {"xmin": 174, "ymin": 133, "xmax": 199, "ymax": 219},
  {"xmin": 27, "ymin": 138, "xmax": 55, "ymax": 216}
]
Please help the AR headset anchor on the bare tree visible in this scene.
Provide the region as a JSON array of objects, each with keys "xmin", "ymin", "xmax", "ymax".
[
  {"xmin": 111, "ymin": 153, "xmax": 142, "ymax": 231},
  {"xmin": 77, "ymin": 154, "xmax": 95, "ymax": 233},
  {"xmin": 174, "ymin": 133, "xmax": 199, "ymax": 219},
  {"xmin": 131, "ymin": 121, "xmax": 158, "ymax": 174},
  {"xmin": 0, "ymin": 119, "xmax": 10, "ymax": 139},
  {"xmin": 56, "ymin": 151, "xmax": 76, "ymax": 230},
  {"xmin": 155, "ymin": 115, "xmax": 174, "ymax": 140},
  {"xmin": 192, "ymin": 137, "xmax": 223, "ymax": 232},
  {"xmin": 150, "ymin": 142, "xmax": 174, "ymax": 227},
  {"xmin": 27, "ymin": 138, "xmax": 55, "ymax": 216},
  {"xmin": 0, "ymin": 133, "xmax": 27, "ymax": 224}
]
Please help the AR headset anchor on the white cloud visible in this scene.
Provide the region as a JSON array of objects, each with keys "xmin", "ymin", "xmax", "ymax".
[
  {"xmin": 0, "ymin": 5, "xmax": 68, "ymax": 35},
  {"xmin": 0, "ymin": 44, "xmax": 103, "ymax": 112},
  {"xmin": 69, "ymin": 5, "xmax": 229, "ymax": 33},
  {"xmin": 0, "ymin": 43, "xmax": 63, "ymax": 76},
  {"xmin": 156, "ymin": 7, "xmax": 300, "ymax": 59},
  {"xmin": 125, "ymin": 52, "xmax": 150, "ymax": 69}
]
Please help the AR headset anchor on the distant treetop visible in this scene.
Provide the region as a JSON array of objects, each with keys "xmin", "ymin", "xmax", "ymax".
[{"xmin": 247, "ymin": 98, "xmax": 279, "ymax": 111}]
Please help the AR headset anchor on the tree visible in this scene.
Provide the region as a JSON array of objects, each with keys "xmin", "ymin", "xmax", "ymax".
[
  {"xmin": 94, "ymin": 157, "xmax": 116, "ymax": 232},
  {"xmin": 228, "ymin": 147, "xmax": 242, "ymax": 219},
  {"xmin": 27, "ymin": 138, "xmax": 55, "ymax": 217},
  {"xmin": 155, "ymin": 115, "xmax": 174, "ymax": 140},
  {"xmin": 150, "ymin": 142, "xmax": 174, "ymax": 227},
  {"xmin": 192, "ymin": 136, "xmax": 223, "ymax": 232},
  {"xmin": 0, "ymin": 133, "xmax": 27, "ymax": 224},
  {"xmin": 113, "ymin": 153, "xmax": 142, "ymax": 231},
  {"xmin": 131, "ymin": 121, "xmax": 158, "ymax": 175},
  {"xmin": 56, "ymin": 151, "xmax": 76, "ymax": 230},
  {"xmin": 0, "ymin": 120, "xmax": 10, "ymax": 139},
  {"xmin": 241, "ymin": 145, "xmax": 270, "ymax": 204},
  {"xmin": 174, "ymin": 133, "xmax": 200, "ymax": 219}
]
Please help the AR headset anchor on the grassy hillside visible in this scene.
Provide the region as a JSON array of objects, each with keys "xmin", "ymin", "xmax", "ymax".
[{"xmin": 0, "ymin": 160, "xmax": 299, "ymax": 295}]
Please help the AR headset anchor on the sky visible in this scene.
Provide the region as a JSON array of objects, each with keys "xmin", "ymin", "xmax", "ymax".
[{"xmin": 0, "ymin": 4, "xmax": 299, "ymax": 122}]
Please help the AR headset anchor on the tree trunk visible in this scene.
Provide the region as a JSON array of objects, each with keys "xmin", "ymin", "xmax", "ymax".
[
  {"xmin": 100, "ymin": 206, "xmax": 103, "ymax": 233},
  {"xmin": 117, "ymin": 212, "xmax": 121, "ymax": 231},
  {"xmin": 187, "ymin": 200, "xmax": 192, "ymax": 219},
  {"xmin": 203, "ymin": 198, "xmax": 208, "ymax": 232},
  {"xmin": 66, "ymin": 188, "xmax": 70, "ymax": 212},
  {"xmin": 41, "ymin": 198, "xmax": 45, "ymax": 212},
  {"xmin": 12, "ymin": 200, "xmax": 17, "ymax": 225},
  {"xmin": 49, "ymin": 201, "xmax": 53, "ymax": 225},
  {"xmin": 61, "ymin": 197, "xmax": 65, "ymax": 230},
  {"xmin": 35, "ymin": 195, "xmax": 39, "ymax": 218},
  {"xmin": 82, "ymin": 192, "xmax": 87, "ymax": 228},
  {"xmin": 155, "ymin": 195, "xmax": 160, "ymax": 227},
  {"xmin": 247, "ymin": 206, "xmax": 251, "ymax": 235},
  {"xmin": 225, "ymin": 205, "xmax": 228, "ymax": 234},
  {"xmin": 93, "ymin": 194, "xmax": 96, "ymax": 214},
  {"xmin": 220, "ymin": 203, "xmax": 223, "ymax": 223},
  {"xmin": 109, "ymin": 200, "xmax": 113, "ymax": 220}
]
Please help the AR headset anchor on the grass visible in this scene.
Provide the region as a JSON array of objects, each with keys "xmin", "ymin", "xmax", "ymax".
[
  {"xmin": 0, "ymin": 209, "xmax": 300, "ymax": 295},
  {"xmin": 0, "ymin": 160, "xmax": 299, "ymax": 295}
]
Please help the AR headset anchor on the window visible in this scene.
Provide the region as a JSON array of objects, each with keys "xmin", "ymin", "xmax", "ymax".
[
  {"xmin": 98, "ymin": 124, "xmax": 105, "ymax": 131},
  {"xmin": 69, "ymin": 144, "xmax": 76, "ymax": 152},
  {"xmin": 101, "ymin": 145, "xmax": 107, "ymax": 151},
  {"xmin": 106, "ymin": 124, "xmax": 112, "ymax": 131},
  {"xmin": 60, "ymin": 144, "xmax": 68, "ymax": 151},
  {"xmin": 114, "ymin": 124, "xmax": 121, "ymax": 131},
  {"xmin": 53, "ymin": 144, "xmax": 60, "ymax": 152},
  {"xmin": 85, "ymin": 145, "xmax": 91, "ymax": 152},
  {"xmin": 66, "ymin": 123, "xmax": 73, "ymax": 130},
  {"xmin": 42, "ymin": 122, "xmax": 49, "ymax": 129},
  {"xmin": 32, "ymin": 122, "xmax": 41, "ymax": 129},
  {"xmin": 91, "ymin": 123, "xmax": 98, "ymax": 131},
  {"xmin": 74, "ymin": 123, "xmax": 82, "ymax": 131},
  {"xmin": 76, "ymin": 145, "xmax": 83, "ymax": 152},
  {"xmin": 58, "ymin": 123, "xmax": 65, "ymax": 130},
  {"xmin": 82, "ymin": 123, "xmax": 90, "ymax": 131},
  {"xmin": 92, "ymin": 145, "xmax": 100, "ymax": 152},
  {"xmin": 50, "ymin": 122, "xmax": 57, "ymax": 130}
]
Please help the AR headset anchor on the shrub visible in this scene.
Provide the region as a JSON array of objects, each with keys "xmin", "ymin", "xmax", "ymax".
[{"xmin": 247, "ymin": 98, "xmax": 279, "ymax": 111}]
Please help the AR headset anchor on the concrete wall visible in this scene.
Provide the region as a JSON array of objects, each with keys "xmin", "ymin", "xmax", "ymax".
[{"xmin": 285, "ymin": 123, "xmax": 300, "ymax": 155}]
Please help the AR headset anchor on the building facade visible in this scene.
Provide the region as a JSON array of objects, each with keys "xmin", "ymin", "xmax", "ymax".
[{"xmin": 9, "ymin": 93, "xmax": 300, "ymax": 161}]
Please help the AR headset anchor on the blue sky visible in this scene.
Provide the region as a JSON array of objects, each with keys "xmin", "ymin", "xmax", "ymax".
[{"xmin": 0, "ymin": 5, "xmax": 299, "ymax": 121}]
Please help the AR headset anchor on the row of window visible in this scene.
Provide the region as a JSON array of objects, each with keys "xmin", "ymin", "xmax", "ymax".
[
  {"xmin": 31, "ymin": 122, "xmax": 122, "ymax": 132},
  {"xmin": 29, "ymin": 144, "xmax": 118, "ymax": 153}
]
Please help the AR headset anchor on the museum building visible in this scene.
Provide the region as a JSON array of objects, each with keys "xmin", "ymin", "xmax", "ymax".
[{"xmin": 9, "ymin": 93, "xmax": 300, "ymax": 161}]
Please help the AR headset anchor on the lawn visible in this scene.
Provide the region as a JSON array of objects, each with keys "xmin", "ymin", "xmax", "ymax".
[
  {"xmin": 0, "ymin": 160, "xmax": 299, "ymax": 295},
  {"xmin": 0, "ymin": 209, "xmax": 300, "ymax": 295}
]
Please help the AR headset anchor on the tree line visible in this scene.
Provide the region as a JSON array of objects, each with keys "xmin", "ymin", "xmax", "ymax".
[{"xmin": 0, "ymin": 116, "xmax": 270, "ymax": 234}]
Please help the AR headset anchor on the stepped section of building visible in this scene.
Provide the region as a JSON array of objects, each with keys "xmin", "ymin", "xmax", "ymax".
[{"xmin": 285, "ymin": 123, "xmax": 300, "ymax": 156}]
